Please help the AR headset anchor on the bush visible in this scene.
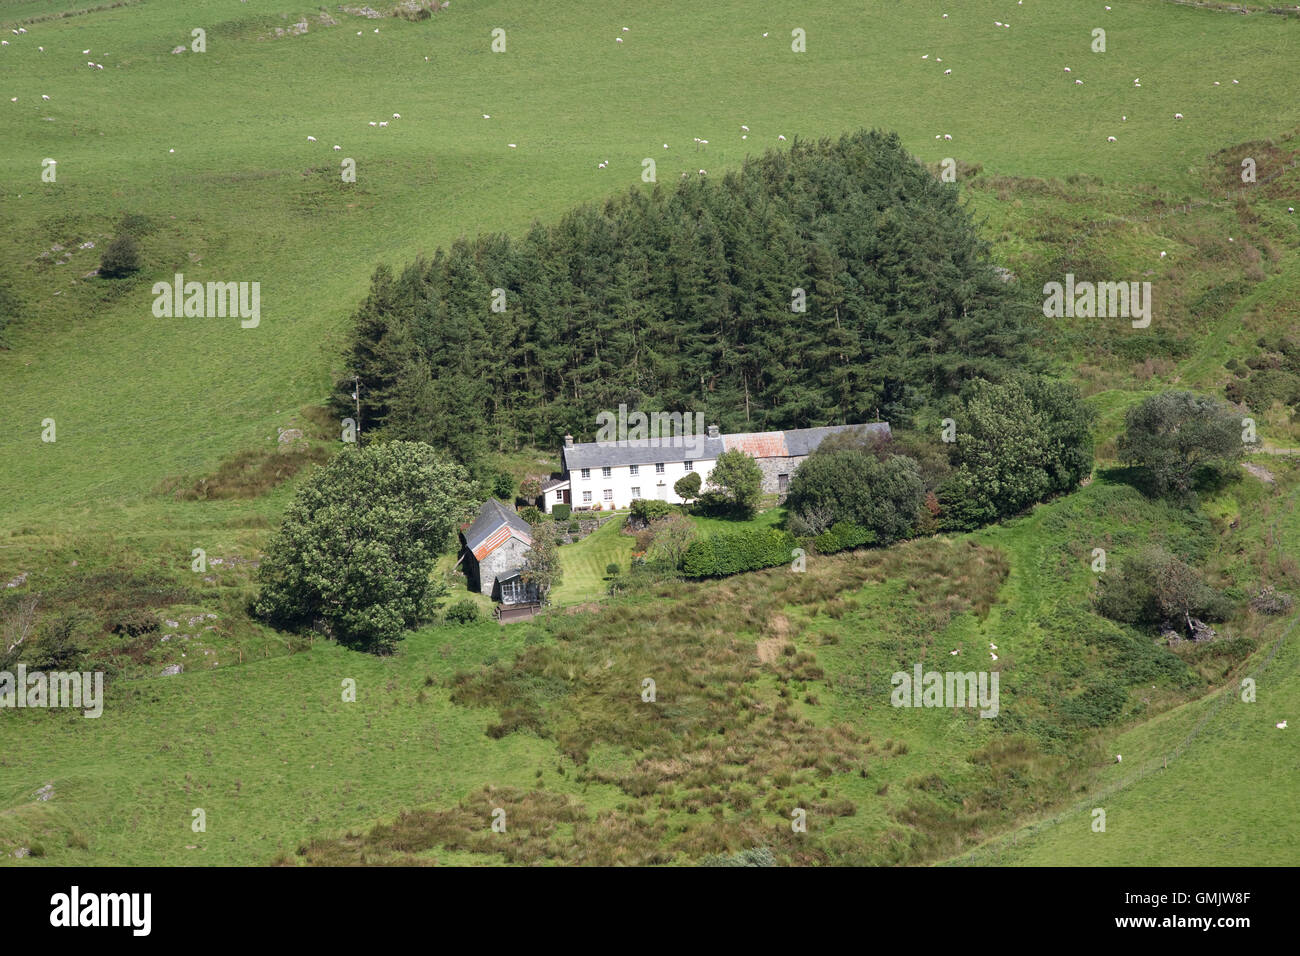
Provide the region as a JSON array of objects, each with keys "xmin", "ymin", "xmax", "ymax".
[
  {"xmin": 552, "ymin": 503, "xmax": 571, "ymax": 521},
  {"xmin": 605, "ymin": 563, "xmax": 621, "ymax": 578},
  {"xmin": 519, "ymin": 505, "xmax": 543, "ymax": 524},
  {"xmin": 814, "ymin": 521, "xmax": 876, "ymax": 555},
  {"xmin": 567, "ymin": 520, "xmax": 580, "ymax": 533},
  {"xmin": 1097, "ymin": 546, "xmax": 1230, "ymax": 636},
  {"xmin": 629, "ymin": 498, "xmax": 674, "ymax": 526},
  {"xmin": 444, "ymin": 599, "xmax": 480, "ymax": 625},
  {"xmin": 787, "ymin": 450, "xmax": 925, "ymax": 544},
  {"xmin": 492, "ymin": 471, "xmax": 515, "ymax": 500},
  {"xmin": 682, "ymin": 527, "xmax": 798, "ymax": 578},
  {"xmin": 99, "ymin": 235, "xmax": 141, "ymax": 278}
]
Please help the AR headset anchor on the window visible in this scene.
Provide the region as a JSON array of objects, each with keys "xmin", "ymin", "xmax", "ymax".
[
  {"xmin": 684, "ymin": 460, "xmax": 694, "ymax": 471},
  {"xmin": 655, "ymin": 463, "xmax": 665, "ymax": 474},
  {"xmin": 555, "ymin": 490, "xmax": 563, "ymax": 500},
  {"xmin": 580, "ymin": 468, "xmax": 590, "ymax": 480},
  {"xmin": 582, "ymin": 491, "xmax": 593, "ymax": 503},
  {"xmin": 603, "ymin": 488, "xmax": 613, "ymax": 501},
  {"xmin": 629, "ymin": 464, "xmax": 639, "ymax": 476},
  {"xmin": 601, "ymin": 466, "xmax": 611, "ymax": 478},
  {"xmin": 631, "ymin": 487, "xmax": 641, "ymax": 498}
]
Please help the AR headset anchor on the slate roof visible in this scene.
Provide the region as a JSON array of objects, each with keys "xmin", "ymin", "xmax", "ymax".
[
  {"xmin": 562, "ymin": 422, "xmax": 890, "ymax": 470},
  {"xmin": 463, "ymin": 499, "xmax": 533, "ymax": 560},
  {"xmin": 539, "ymin": 477, "xmax": 569, "ymax": 493},
  {"xmin": 563, "ymin": 435, "xmax": 727, "ymax": 471},
  {"xmin": 726, "ymin": 423, "xmax": 891, "ymax": 458}
]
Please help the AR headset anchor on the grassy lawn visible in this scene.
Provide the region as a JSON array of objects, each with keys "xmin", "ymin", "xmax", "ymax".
[{"xmin": 549, "ymin": 515, "xmax": 634, "ymax": 607}]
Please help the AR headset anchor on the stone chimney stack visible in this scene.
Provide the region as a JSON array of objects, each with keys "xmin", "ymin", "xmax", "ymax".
[
  {"xmin": 707, "ymin": 424, "xmax": 720, "ymax": 439},
  {"xmin": 564, "ymin": 433, "xmax": 574, "ymax": 448}
]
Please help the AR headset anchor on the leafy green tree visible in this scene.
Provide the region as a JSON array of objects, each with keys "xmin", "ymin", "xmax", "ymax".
[
  {"xmin": 940, "ymin": 377, "xmax": 1094, "ymax": 530},
  {"xmin": 674, "ymin": 471, "xmax": 702, "ymax": 505},
  {"xmin": 646, "ymin": 513, "xmax": 698, "ymax": 568},
  {"xmin": 786, "ymin": 450, "xmax": 924, "ymax": 544},
  {"xmin": 1116, "ymin": 391, "xmax": 1244, "ymax": 500},
  {"xmin": 703, "ymin": 450, "xmax": 763, "ymax": 518},
  {"xmin": 254, "ymin": 441, "xmax": 472, "ymax": 653},
  {"xmin": 521, "ymin": 522, "xmax": 562, "ymax": 601}
]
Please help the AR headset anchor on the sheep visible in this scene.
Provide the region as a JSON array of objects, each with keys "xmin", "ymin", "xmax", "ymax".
[
  {"xmin": 778, "ymin": 134, "xmax": 786, "ymax": 140},
  {"xmin": 1107, "ymin": 136, "xmax": 1116, "ymax": 142},
  {"xmin": 950, "ymin": 648, "xmax": 960, "ymax": 656},
  {"xmin": 334, "ymin": 145, "xmax": 341, "ymax": 150},
  {"xmin": 307, "ymin": 135, "xmax": 316, "ymax": 142},
  {"xmin": 1174, "ymin": 113, "xmax": 1183, "ymax": 119},
  {"xmin": 944, "ymin": 69, "xmax": 952, "ymax": 75},
  {"xmin": 944, "ymin": 134, "xmax": 952, "ymax": 140},
  {"xmin": 393, "ymin": 113, "xmax": 400, "ymax": 119},
  {"xmin": 42, "ymin": 94, "xmax": 49, "ymax": 100},
  {"xmin": 698, "ymin": 169, "xmax": 706, "ymax": 175},
  {"xmin": 1076, "ymin": 79, "xmax": 1083, "ymax": 85},
  {"xmin": 1116, "ymin": 754, "xmax": 1122, "ymax": 763},
  {"xmin": 1277, "ymin": 721, "xmax": 1288, "ymax": 729},
  {"xmin": 990, "ymin": 652, "xmax": 998, "ymax": 661},
  {"xmin": 508, "ymin": 143, "xmax": 517, "ymax": 148}
]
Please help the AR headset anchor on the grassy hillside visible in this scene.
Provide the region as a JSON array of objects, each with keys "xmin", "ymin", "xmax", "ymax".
[{"xmin": 2, "ymin": 0, "xmax": 1298, "ymax": 866}]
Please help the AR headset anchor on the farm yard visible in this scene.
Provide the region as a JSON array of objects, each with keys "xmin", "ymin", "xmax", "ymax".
[{"xmin": 1, "ymin": 0, "xmax": 1298, "ymax": 879}]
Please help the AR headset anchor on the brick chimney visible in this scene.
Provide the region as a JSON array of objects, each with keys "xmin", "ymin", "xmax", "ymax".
[
  {"xmin": 707, "ymin": 424, "xmax": 719, "ymax": 439},
  {"xmin": 564, "ymin": 433, "xmax": 574, "ymax": 448}
]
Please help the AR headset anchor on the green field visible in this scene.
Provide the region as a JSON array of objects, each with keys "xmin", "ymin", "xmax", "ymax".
[{"xmin": 2, "ymin": 0, "xmax": 1299, "ymax": 866}]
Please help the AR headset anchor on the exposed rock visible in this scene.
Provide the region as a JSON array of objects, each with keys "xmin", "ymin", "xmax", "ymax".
[
  {"xmin": 277, "ymin": 427, "xmax": 304, "ymax": 444},
  {"xmin": 160, "ymin": 664, "xmax": 183, "ymax": 676},
  {"xmin": 5, "ymin": 572, "xmax": 28, "ymax": 588},
  {"xmin": 171, "ymin": 45, "xmax": 186, "ymax": 54},
  {"xmin": 34, "ymin": 783, "xmax": 54, "ymax": 802}
]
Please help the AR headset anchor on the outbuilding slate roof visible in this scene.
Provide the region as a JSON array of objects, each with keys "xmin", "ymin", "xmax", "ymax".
[{"xmin": 463, "ymin": 498, "xmax": 533, "ymax": 560}]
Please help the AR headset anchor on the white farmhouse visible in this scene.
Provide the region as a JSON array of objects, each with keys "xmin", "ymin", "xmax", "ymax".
[{"xmin": 539, "ymin": 422, "xmax": 890, "ymax": 513}]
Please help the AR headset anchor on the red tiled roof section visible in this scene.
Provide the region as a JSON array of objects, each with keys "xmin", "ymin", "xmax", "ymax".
[
  {"xmin": 725, "ymin": 433, "xmax": 788, "ymax": 458},
  {"xmin": 472, "ymin": 524, "xmax": 531, "ymax": 561}
]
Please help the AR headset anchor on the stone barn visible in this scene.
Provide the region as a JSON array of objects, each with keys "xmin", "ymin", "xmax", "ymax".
[{"xmin": 460, "ymin": 499, "xmax": 538, "ymax": 604}]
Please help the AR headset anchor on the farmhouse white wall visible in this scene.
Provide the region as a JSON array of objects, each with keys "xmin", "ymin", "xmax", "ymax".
[{"xmin": 563, "ymin": 458, "xmax": 716, "ymax": 511}]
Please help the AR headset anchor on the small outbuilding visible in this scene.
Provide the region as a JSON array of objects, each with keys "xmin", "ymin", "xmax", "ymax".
[{"xmin": 460, "ymin": 499, "xmax": 538, "ymax": 604}]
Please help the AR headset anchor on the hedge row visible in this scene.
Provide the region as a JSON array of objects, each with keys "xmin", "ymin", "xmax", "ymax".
[
  {"xmin": 814, "ymin": 521, "xmax": 876, "ymax": 555},
  {"xmin": 681, "ymin": 527, "xmax": 799, "ymax": 578},
  {"xmin": 630, "ymin": 498, "xmax": 675, "ymax": 525},
  {"xmin": 552, "ymin": 503, "xmax": 572, "ymax": 521}
]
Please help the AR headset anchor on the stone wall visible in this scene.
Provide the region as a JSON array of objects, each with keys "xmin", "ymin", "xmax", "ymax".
[
  {"xmin": 752, "ymin": 455, "xmax": 806, "ymax": 494},
  {"xmin": 474, "ymin": 536, "xmax": 531, "ymax": 596}
]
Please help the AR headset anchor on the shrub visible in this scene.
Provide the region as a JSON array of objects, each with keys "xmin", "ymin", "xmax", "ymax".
[
  {"xmin": 492, "ymin": 471, "xmax": 515, "ymax": 500},
  {"xmin": 519, "ymin": 505, "xmax": 543, "ymax": 524},
  {"xmin": 444, "ymin": 599, "xmax": 480, "ymax": 625},
  {"xmin": 682, "ymin": 527, "xmax": 798, "ymax": 578},
  {"xmin": 567, "ymin": 520, "xmax": 580, "ymax": 533},
  {"xmin": 552, "ymin": 503, "xmax": 571, "ymax": 521},
  {"xmin": 701, "ymin": 450, "xmax": 763, "ymax": 518},
  {"xmin": 674, "ymin": 471, "xmax": 702, "ymax": 504},
  {"xmin": 605, "ymin": 563, "xmax": 621, "ymax": 577},
  {"xmin": 814, "ymin": 521, "xmax": 876, "ymax": 555},
  {"xmin": 99, "ymin": 235, "xmax": 141, "ymax": 278},
  {"xmin": 629, "ymin": 498, "xmax": 674, "ymax": 525},
  {"xmin": 1097, "ymin": 546, "xmax": 1230, "ymax": 635},
  {"xmin": 787, "ymin": 451, "xmax": 925, "ymax": 543}
]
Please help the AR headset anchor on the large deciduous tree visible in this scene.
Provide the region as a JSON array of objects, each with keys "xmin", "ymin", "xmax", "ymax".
[{"xmin": 254, "ymin": 441, "xmax": 472, "ymax": 653}]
